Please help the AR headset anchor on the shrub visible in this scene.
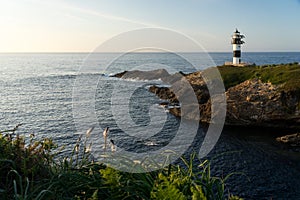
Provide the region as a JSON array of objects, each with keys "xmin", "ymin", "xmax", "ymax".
[{"xmin": 0, "ymin": 126, "xmax": 242, "ymax": 199}]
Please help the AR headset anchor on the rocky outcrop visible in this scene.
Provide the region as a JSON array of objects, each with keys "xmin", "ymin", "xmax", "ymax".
[
  {"xmin": 112, "ymin": 69, "xmax": 170, "ymax": 81},
  {"xmin": 114, "ymin": 69, "xmax": 300, "ymax": 128},
  {"xmin": 226, "ymin": 79, "xmax": 300, "ymax": 128},
  {"xmin": 276, "ymin": 133, "xmax": 300, "ymax": 147},
  {"xmin": 149, "ymin": 85, "xmax": 179, "ymax": 103},
  {"xmin": 151, "ymin": 75, "xmax": 300, "ymax": 128}
]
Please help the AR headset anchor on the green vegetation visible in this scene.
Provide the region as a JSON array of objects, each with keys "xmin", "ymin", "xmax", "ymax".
[
  {"xmin": 217, "ymin": 62, "xmax": 300, "ymax": 94},
  {"xmin": 0, "ymin": 126, "xmax": 242, "ymax": 200}
]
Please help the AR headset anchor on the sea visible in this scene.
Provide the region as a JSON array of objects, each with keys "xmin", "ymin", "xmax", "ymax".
[{"xmin": 0, "ymin": 52, "xmax": 300, "ymax": 199}]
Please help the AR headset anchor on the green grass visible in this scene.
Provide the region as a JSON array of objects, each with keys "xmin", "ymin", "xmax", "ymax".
[
  {"xmin": 217, "ymin": 63, "xmax": 300, "ymax": 95},
  {"xmin": 0, "ymin": 125, "xmax": 242, "ymax": 200}
]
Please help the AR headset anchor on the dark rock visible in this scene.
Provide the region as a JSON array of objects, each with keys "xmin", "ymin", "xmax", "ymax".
[
  {"xmin": 111, "ymin": 69, "xmax": 170, "ymax": 80},
  {"xmin": 112, "ymin": 71, "xmax": 128, "ymax": 78},
  {"xmin": 149, "ymin": 85, "xmax": 178, "ymax": 103},
  {"xmin": 159, "ymin": 102, "xmax": 169, "ymax": 106},
  {"xmin": 276, "ymin": 133, "xmax": 300, "ymax": 147}
]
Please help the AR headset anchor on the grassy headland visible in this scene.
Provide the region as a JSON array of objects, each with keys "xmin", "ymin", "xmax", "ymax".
[
  {"xmin": 218, "ymin": 62, "xmax": 300, "ymax": 93},
  {"xmin": 145, "ymin": 62, "xmax": 300, "ymax": 128}
]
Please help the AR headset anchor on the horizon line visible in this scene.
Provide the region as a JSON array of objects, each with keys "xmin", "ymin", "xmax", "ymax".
[{"xmin": 0, "ymin": 51, "xmax": 299, "ymax": 54}]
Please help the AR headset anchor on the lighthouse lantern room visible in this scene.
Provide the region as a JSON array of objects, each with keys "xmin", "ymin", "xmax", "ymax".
[{"xmin": 231, "ymin": 29, "xmax": 245, "ymax": 65}]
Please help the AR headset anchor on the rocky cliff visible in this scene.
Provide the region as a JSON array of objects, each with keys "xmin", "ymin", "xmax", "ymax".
[
  {"xmin": 113, "ymin": 63, "xmax": 300, "ymax": 129},
  {"xmin": 226, "ymin": 79, "xmax": 300, "ymax": 128}
]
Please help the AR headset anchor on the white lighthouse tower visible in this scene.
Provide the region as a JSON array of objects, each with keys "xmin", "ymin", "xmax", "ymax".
[{"xmin": 231, "ymin": 29, "xmax": 245, "ymax": 65}]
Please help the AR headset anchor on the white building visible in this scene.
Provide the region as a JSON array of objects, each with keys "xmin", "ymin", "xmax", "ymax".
[{"xmin": 231, "ymin": 29, "xmax": 245, "ymax": 65}]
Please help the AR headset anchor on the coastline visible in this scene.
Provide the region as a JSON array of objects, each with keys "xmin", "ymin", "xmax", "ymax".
[
  {"xmin": 112, "ymin": 63, "xmax": 300, "ymax": 128},
  {"xmin": 112, "ymin": 63, "xmax": 300, "ymax": 147}
]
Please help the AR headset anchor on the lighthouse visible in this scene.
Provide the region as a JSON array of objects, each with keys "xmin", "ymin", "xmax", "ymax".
[{"xmin": 231, "ymin": 29, "xmax": 245, "ymax": 65}]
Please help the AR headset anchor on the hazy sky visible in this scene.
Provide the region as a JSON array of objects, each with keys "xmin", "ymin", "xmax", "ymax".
[{"xmin": 1, "ymin": 0, "xmax": 300, "ymax": 52}]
